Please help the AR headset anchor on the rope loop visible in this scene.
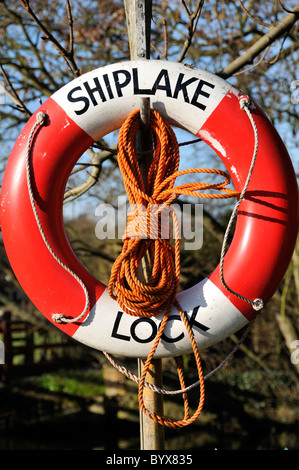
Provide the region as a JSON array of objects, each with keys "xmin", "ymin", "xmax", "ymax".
[
  {"xmin": 219, "ymin": 95, "xmax": 263, "ymax": 312},
  {"xmin": 108, "ymin": 108, "xmax": 239, "ymax": 319},
  {"xmin": 108, "ymin": 108, "xmax": 241, "ymax": 428},
  {"xmin": 25, "ymin": 112, "xmax": 90, "ymax": 325}
]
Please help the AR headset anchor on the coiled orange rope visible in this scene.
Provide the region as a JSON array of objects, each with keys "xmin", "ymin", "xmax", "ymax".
[{"xmin": 108, "ymin": 108, "xmax": 239, "ymax": 428}]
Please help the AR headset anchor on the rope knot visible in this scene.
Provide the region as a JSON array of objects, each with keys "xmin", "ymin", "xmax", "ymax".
[
  {"xmin": 36, "ymin": 111, "xmax": 46, "ymax": 125},
  {"xmin": 252, "ymin": 298, "xmax": 264, "ymax": 311},
  {"xmin": 52, "ymin": 313, "xmax": 66, "ymax": 323},
  {"xmin": 239, "ymin": 95, "xmax": 250, "ymax": 110}
]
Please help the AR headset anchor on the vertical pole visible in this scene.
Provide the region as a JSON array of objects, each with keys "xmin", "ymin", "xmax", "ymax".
[
  {"xmin": 124, "ymin": 0, "xmax": 165, "ymax": 451},
  {"xmin": 124, "ymin": 0, "xmax": 152, "ymax": 60}
]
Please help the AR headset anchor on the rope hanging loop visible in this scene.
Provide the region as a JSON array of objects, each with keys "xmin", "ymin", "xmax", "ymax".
[
  {"xmin": 108, "ymin": 107, "xmax": 241, "ymax": 428},
  {"xmin": 108, "ymin": 108, "xmax": 239, "ymax": 320}
]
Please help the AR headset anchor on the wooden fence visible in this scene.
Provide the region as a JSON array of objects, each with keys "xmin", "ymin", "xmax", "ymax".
[{"xmin": 0, "ymin": 311, "xmax": 87, "ymax": 383}]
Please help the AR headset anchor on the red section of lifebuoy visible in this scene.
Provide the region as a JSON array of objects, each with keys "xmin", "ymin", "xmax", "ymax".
[
  {"xmin": 202, "ymin": 92, "xmax": 298, "ymax": 320},
  {"xmin": 1, "ymin": 99, "xmax": 104, "ymax": 337}
]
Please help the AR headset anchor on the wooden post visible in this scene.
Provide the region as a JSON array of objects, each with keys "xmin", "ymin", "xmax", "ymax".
[
  {"xmin": 124, "ymin": 0, "xmax": 165, "ymax": 451},
  {"xmin": 124, "ymin": 0, "xmax": 152, "ymax": 60},
  {"xmin": 138, "ymin": 358, "xmax": 165, "ymax": 450}
]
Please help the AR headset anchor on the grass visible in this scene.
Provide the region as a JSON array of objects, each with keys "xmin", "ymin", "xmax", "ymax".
[{"xmin": 24, "ymin": 369, "xmax": 105, "ymax": 398}]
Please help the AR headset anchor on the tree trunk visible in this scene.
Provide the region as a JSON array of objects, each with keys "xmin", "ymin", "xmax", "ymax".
[{"xmin": 275, "ymin": 313, "xmax": 299, "ymax": 375}]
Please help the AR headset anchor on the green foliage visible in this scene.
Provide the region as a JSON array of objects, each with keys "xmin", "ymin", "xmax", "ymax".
[
  {"xmin": 215, "ymin": 367, "xmax": 294, "ymax": 396},
  {"xmin": 27, "ymin": 369, "xmax": 105, "ymax": 397}
]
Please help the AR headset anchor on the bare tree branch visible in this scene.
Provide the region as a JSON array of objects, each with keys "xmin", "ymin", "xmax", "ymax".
[
  {"xmin": 232, "ymin": 45, "xmax": 270, "ymax": 76},
  {"xmin": 219, "ymin": 3, "xmax": 299, "ymax": 78},
  {"xmin": 236, "ymin": 0, "xmax": 271, "ymax": 28},
  {"xmin": 177, "ymin": 0, "xmax": 205, "ymax": 63},
  {"xmin": 65, "ymin": 0, "xmax": 75, "ymax": 56},
  {"xmin": 19, "ymin": 0, "xmax": 80, "ymax": 77},
  {"xmin": 0, "ymin": 64, "xmax": 31, "ymax": 117},
  {"xmin": 276, "ymin": 0, "xmax": 296, "ymax": 14},
  {"xmin": 64, "ymin": 146, "xmax": 117, "ymax": 203}
]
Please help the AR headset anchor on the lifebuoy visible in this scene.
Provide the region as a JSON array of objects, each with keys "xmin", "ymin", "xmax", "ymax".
[{"xmin": 1, "ymin": 61, "xmax": 298, "ymax": 358}]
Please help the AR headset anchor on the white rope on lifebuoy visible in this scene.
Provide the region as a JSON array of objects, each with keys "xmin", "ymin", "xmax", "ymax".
[
  {"xmin": 103, "ymin": 320, "xmax": 253, "ymax": 395},
  {"xmin": 219, "ymin": 96, "xmax": 263, "ymax": 312},
  {"xmin": 25, "ymin": 111, "xmax": 90, "ymax": 325}
]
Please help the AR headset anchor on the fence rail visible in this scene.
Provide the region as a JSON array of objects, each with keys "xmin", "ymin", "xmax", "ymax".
[{"xmin": 0, "ymin": 311, "xmax": 87, "ymax": 383}]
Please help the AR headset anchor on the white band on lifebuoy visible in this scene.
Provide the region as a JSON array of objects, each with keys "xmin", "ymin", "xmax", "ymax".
[{"xmin": 1, "ymin": 61, "xmax": 298, "ymax": 358}]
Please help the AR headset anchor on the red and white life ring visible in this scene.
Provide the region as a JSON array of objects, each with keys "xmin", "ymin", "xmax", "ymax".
[{"xmin": 1, "ymin": 61, "xmax": 298, "ymax": 358}]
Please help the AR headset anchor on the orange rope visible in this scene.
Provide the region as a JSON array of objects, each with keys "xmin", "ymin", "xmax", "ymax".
[{"xmin": 108, "ymin": 108, "xmax": 239, "ymax": 428}]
